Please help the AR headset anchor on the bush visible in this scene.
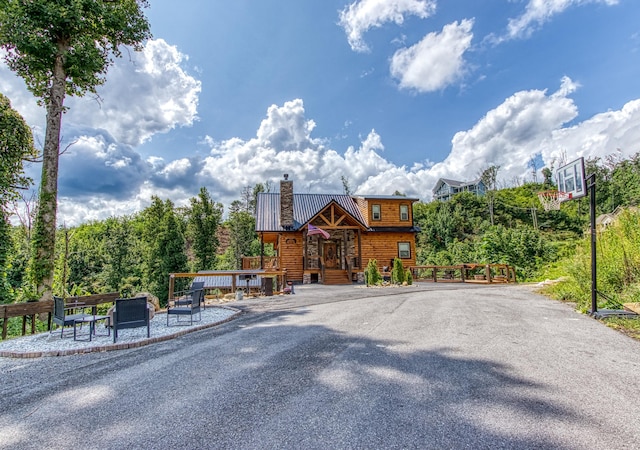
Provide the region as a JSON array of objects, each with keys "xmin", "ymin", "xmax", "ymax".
[
  {"xmin": 405, "ymin": 269, "xmax": 413, "ymax": 285},
  {"xmin": 366, "ymin": 259, "xmax": 381, "ymax": 286},
  {"xmin": 392, "ymin": 258, "xmax": 405, "ymax": 284}
]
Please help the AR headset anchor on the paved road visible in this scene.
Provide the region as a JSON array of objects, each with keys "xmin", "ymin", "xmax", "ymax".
[{"xmin": 1, "ymin": 283, "xmax": 640, "ymax": 449}]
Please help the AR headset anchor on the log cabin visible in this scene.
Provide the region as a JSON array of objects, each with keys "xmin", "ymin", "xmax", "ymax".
[{"xmin": 250, "ymin": 175, "xmax": 419, "ymax": 285}]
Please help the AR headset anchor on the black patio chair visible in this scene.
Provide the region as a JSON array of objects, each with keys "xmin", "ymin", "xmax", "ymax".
[
  {"xmin": 113, "ymin": 297, "xmax": 150, "ymax": 343},
  {"xmin": 167, "ymin": 288, "xmax": 203, "ymax": 326},
  {"xmin": 174, "ymin": 281, "xmax": 206, "ymax": 309},
  {"xmin": 52, "ymin": 296, "xmax": 87, "ymax": 338}
]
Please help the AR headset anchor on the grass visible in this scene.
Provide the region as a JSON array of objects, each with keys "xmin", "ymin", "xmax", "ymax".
[{"xmin": 602, "ymin": 317, "xmax": 640, "ymax": 340}]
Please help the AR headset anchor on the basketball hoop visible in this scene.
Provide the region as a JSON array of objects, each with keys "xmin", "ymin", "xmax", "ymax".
[{"xmin": 537, "ymin": 190, "xmax": 570, "ymax": 211}]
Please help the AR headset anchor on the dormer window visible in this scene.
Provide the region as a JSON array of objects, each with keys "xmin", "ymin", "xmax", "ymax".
[
  {"xmin": 372, "ymin": 204, "xmax": 381, "ymax": 221},
  {"xmin": 400, "ymin": 204, "xmax": 409, "ymax": 221}
]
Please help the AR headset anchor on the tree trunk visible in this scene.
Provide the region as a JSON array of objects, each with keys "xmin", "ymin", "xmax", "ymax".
[{"xmin": 31, "ymin": 46, "xmax": 67, "ymax": 301}]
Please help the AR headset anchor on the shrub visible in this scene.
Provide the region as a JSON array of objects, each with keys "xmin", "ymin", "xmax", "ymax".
[
  {"xmin": 392, "ymin": 258, "xmax": 405, "ymax": 284},
  {"xmin": 366, "ymin": 259, "xmax": 381, "ymax": 285},
  {"xmin": 405, "ymin": 269, "xmax": 413, "ymax": 285}
]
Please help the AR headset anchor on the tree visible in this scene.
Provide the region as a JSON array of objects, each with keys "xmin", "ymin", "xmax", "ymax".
[
  {"xmin": 187, "ymin": 187, "xmax": 223, "ymax": 271},
  {"xmin": 391, "ymin": 258, "xmax": 406, "ymax": 284},
  {"xmin": 226, "ymin": 209, "xmax": 257, "ymax": 269},
  {"xmin": 0, "ymin": 214, "xmax": 11, "ymax": 303},
  {"xmin": 0, "ymin": 93, "xmax": 36, "ymax": 303},
  {"xmin": 139, "ymin": 197, "xmax": 187, "ymax": 305},
  {"xmin": 0, "ymin": 93, "xmax": 37, "ymax": 206},
  {"xmin": 0, "ymin": 0, "xmax": 151, "ymax": 300},
  {"xmin": 341, "ymin": 176, "xmax": 352, "ymax": 195},
  {"xmin": 479, "ymin": 165, "xmax": 500, "ymax": 226}
]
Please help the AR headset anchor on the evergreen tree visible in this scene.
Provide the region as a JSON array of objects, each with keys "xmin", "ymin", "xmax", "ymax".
[
  {"xmin": 188, "ymin": 187, "xmax": 223, "ymax": 271},
  {"xmin": 392, "ymin": 258, "xmax": 406, "ymax": 284},
  {"xmin": 139, "ymin": 197, "xmax": 187, "ymax": 304}
]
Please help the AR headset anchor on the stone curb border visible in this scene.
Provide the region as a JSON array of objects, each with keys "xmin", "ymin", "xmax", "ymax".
[{"xmin": 0, "ymin": 306, "xmax": 242, "ymax": 359}]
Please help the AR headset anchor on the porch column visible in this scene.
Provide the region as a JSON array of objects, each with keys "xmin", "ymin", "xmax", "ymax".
[
  {"xmin": 303, "ymin": 230, "xmax": 307, "ymax": 270},
  {"xmin": 342, "ymin": 229, "xmax": 348, "ymax": 269},
  {"xmin": 260, "ymin": 233, "xmax": 264, "ymax": 269},
  {"xmin": 357, "ymin": 228, "xmax": 362, "ymax": 268}
]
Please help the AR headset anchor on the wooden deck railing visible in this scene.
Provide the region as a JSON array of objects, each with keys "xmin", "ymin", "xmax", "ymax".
[
  {"xmin": 169, "ymin": 269, "xmax": 288, "ymax": 299},
  {"xmin": 242, "ymin": 256, "xmax": 279, "ymax": 270},
  {"xmin": 410, "ymin": 264, "xmax": 516, "ymax": 283},
  {"xmin": 1, "ymin": 293, "xmax": 119, "ymax": 340}
]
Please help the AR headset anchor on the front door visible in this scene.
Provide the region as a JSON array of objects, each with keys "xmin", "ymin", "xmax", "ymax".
[{"xmin": 324, "ymin": 242, "xmax": 337, "ymax": 269}]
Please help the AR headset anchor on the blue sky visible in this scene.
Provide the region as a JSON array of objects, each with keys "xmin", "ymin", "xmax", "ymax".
[{"xmin": 2, "ymin": 0, "xmax": 640, "ymax": 225}]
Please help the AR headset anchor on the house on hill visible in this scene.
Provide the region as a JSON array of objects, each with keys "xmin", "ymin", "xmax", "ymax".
[
  {"xmin": 432, "ymin": 178, "xmax": 486, "ymax": 202},
  {"xmin": 250, "ymin": 175, "xmax": 419, "ymax": 284}
]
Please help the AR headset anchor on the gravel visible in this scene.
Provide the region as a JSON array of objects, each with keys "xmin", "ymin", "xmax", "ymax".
[{"xmin": 0, "ymin": 306, "xmax": 240, "ymax": 357}]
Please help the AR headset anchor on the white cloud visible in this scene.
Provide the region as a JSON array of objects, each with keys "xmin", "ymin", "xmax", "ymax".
[
  {"xmin": 66, "ymin": 39, "xmax": 201, "ymax": 146},
  {"xmin": 502, "ymin": 0, "xmax": 619, "ymax": 41},
  {"xmin": 390, "ymin": 19, "xmax": 474, "ymax": 93},
  {"xmin": 6, "ymin": 71, "xmax": 640, "ymax": 226},
  {"xmin": 339, "ymin": 0, "xmax": 436, "ymax": 52},
  {"xmin": 1, "ymin": 40, "xmax": 201, "ymax": 149},
  {"xmin": 31, "ymin": 89, "xmax": 640, "ymax": 225},
  {"xmin": 546, "ymin": 98, "xmax": 640, "ymax": 162},
  {"xmin": 0, "ymin": 52, "xmax": 45, "ymax": 133}
]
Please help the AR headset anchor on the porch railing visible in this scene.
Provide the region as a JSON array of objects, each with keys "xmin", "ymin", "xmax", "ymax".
[
  {"xmin": 410, "ymin": 264, "xmax": 516, "ymax": 283},
  {"xmin": 242, "ymin": 256, "xmax": 279, "ymax": 270}
]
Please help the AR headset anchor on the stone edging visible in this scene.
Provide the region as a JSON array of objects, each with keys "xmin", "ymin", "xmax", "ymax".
[{"xmin": 0, "ymin": 306, "xmax": 242, "ymax": 359}]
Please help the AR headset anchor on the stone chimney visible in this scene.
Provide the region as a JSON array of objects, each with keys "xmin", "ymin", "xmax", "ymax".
[{"xmin": 280, "ymin": 174, "xmax": 294, "ymax": 230}]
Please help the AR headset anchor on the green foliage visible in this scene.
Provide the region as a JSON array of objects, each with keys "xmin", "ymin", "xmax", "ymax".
[
  {"xmin": 6, "ymin": 224, "xmax": 30, "ymax": 299},
  {"xmin": 28, "ymin": 188, "xmax": 56, "ymax": 296},
  {"xmin": 366, "ymin": 259, "xmax": 381, "ymax": 286},
  {"xmin": 0, "ymin": 93, "xmax": 37, "ymax": 204},
  {"xmin": 479, "ymin": 224, "xmax": 555, "ymax": 280},
  {"xmin": 543, "ymin": 209, "xmax": 640, "ymax": 311},
  {"xmin": 0, "ymin": 211, "xmax": 12, "ymax": 303},
  {"xmin": 0, "ymin": 0, "xmax": 152, "ymax": 101},
  {"xmin": 224, "ymin": 209, "xmax": 257, "ymax": 270},
  {"xmin": 415, "ymin": 181, "xmax": 584, "ymax": 279},
  {"xmin": 139, "ymin": 197, "xmax": 187, "ymax": 305},
  {"xmin": 405, "ymin": 269, "xmax": 413, "ymax": 285},
  {"xmin": 0, "ymin": 0, "xmax": 151, "ymax": 300},
  {"xmin": 187, "ymin": 187, "xmax": 223, "ymax": 271},
  {"xmin": 391, "ymin": 258, "xmax": 405, "ymax": 284}
]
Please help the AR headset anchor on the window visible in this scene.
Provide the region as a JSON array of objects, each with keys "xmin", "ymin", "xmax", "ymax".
[
  {"xmin": 398, "ymin": 242, "xmax": 411, "ymax": 259},
  {"xmin": 372, "ymin": 204, "xmax": 381, "ymax": 221},
  {"xmin": 400, "ymin": 204, "xmax": 409, "ymax": 221}
]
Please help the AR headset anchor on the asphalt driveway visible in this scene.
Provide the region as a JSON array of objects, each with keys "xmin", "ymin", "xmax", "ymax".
[{"xmin": 1, "ymin": 283, "xmax": 639, "ymax": 449}]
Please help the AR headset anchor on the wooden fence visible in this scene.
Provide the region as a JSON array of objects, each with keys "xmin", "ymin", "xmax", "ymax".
[
  {"xmin": 410, "ymin": 264, "xmax": 516, "ymax": 283},
  {"xmin": 1, "ymin": 293, "xmax": 119, "ymax": 340},
  {"xmin": 169, "ymin": 269, "xmax": 288, "ymax": 299}
]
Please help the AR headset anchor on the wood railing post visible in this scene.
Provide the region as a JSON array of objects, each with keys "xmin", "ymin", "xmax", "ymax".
[
  {"xmin": 485, "ymin": 264, "xmax": 492, "ymax": 283},
  {"xmin": 169, "ymin": 274, "xmax": 175, "ymax": 300}
]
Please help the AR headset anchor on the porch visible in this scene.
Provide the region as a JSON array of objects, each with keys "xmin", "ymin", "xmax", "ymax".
[{"xmin": 243, "ymin": 254, "xmax": 363, "ymax": 285}]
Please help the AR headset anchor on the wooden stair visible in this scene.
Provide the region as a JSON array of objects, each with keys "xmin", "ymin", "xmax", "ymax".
[{"xmin": 323, "ymin": 269, "xmax": 351, "ymax": 285}]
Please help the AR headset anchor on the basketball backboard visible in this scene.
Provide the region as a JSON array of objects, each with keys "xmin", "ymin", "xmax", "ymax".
[{"xmin": 556, "ymin": 157, "xmax": 586, "ymax": 202}]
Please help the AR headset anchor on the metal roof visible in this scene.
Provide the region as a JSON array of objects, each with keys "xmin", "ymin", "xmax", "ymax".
[
  {"xmin": 433, "ymin": 177, "xmax": 484, "ymax": 194},
  {"xmin": 256, "ymin": 193, "xmax": 368, "ymax": 232},
  {"xmin": 355, "ymin": 194, "xmax": 419, "ymax": 201}
]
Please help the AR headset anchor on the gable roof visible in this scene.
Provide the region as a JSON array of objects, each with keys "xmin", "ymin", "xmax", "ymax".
[
  {"xmin": 255, "ymin": 193, "xmax": 368, "ymax": 232},
  {"xmin": 433, "ymin": 177, "xmax": 484, "ymax": 194}
]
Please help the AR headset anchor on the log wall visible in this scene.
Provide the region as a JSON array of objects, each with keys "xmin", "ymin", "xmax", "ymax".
[
  {"xmin": 360, "ymin": 231, "xmax": 416, "ymax": 269},
  {"xmin": 280, "ymin": 232, "xmax": 305, "ymax": 281}
]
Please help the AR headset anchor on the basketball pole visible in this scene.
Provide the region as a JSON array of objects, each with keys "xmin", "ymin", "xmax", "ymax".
[{"xmin": 587, "ymin": 173, "xmax": 597, "ymax": 314}]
